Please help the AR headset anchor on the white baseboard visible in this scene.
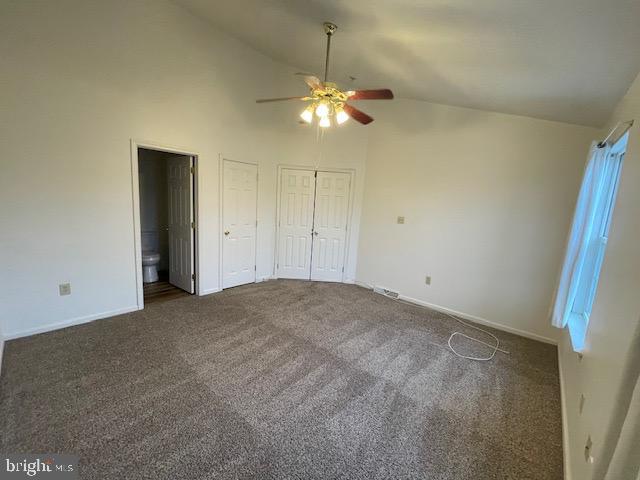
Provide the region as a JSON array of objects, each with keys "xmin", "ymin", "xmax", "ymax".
[
  {"xmin": 399, "ymin": 294, "xmax": 558, "ymax": 345},
  {"xmin": 256, "ymin": 276, "xmax": 274, "ymax": 283},
  {"xmin": 557, "ymin": 343, "xmax": 572, "ymax": 480},
  {"xmin": 353, "ymin": 280, "xmax": 557, "ymax": 345},
  {"xmin": 5, "ymin": 306, "xmax": 139, "ymax": 341},
  {"xmin": 199, "ymin": 287, "xmax": 221, "ymax": 295}
]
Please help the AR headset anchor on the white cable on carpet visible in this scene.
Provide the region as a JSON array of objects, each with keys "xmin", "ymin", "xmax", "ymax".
[
  {"xmin": 358, "ymin": 282, "xmax": 510, "ymax": 361},
  {"xmin": 443, "ymin": 312, "xmax": 510, "ymax": 361}
]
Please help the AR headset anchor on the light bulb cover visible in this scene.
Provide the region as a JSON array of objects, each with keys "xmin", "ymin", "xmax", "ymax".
[
  {"xmin": 319, "ymin": 116, "xmax": 331, "ymax": 128},
  {"xmin": 315, "ymin": 102, "xmax": 330, "ymax": 117},
  {"xmin": 336, "ymin": 108, "xmax": 349, "ymax": 124},
  {"xmin": 300, "ymin": 106, "xmax": 313, "ymax": 123}
]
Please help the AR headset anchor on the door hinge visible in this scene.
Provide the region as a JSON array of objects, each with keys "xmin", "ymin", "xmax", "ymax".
[
  {"xmin": 254, "ymin": 265, "xmax": 257, "ymax": 271},
  {"xmin": 314, "ymin": 171, "xmax": 318, "ymax": 178},
  {"xmin": 191, "ymin": 221, "xmax": 196, "ymax": 229},
  {"xmin": 192, "ymin": 273, "xmax": 196, "ymax": 280},
  {"xmin": 190, "ymin": 166, "xmax": 195, "ymax": 174}
]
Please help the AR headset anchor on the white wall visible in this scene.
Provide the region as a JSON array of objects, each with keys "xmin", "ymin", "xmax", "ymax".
[
  {"xmin": 0, "ymin": 0, "xmax": 368, "ymax": 338},
  {"xmin": 559, "ymin": 73, "xmax": 640, "ymax": 480},
  {"xmin": 355, "ymin": 99, "xmax": 597, "ymax": 341},
  {"xmin": 0, "ymin": 0, "xmax": 617, "ymax": 353},
  {"xmin": 253, "ymin": 125, "xmax": 368, "ymax": 283},
  {"xmin": 2, "ymin": 5, "xmax": 638, "ymax": 468}
]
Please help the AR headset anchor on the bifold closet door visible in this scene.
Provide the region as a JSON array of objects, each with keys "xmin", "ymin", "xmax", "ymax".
[
  {"xmin": 277, "ymin": 169, "xmax": 315, "ymax": 279},
  {"xmin": 277, "ymin": 168, "xmax": 351, "ymax": 282},
  {"xmin": 310, "ymin": 171, "xmax": 351, "ymax": 282},
  {"xmin": 222, "ymin": 160, "xmax": 257, "ymax": 289}
]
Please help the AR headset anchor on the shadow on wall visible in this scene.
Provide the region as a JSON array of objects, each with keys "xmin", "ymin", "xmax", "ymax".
[{"xmin": 138, "ymin": 148, "xmax": 171, "ymax": 272}]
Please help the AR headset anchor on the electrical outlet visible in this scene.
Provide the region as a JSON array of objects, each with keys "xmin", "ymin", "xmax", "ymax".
[
  {"xmin": 584, "ymin": 435, "xmax": 594, "ymax": 464},
  {"xmin": 59, "ymin": 283, "xmax": 71, "ymax": 296},
  {"xmin": 579, "ymin": 394, "xmax": 586, "ymax": 415},
  {"xmin": 425, "ymin": 275, "xmax": 431, "ymax": 285},
  {"xmin": 397, "ymin": 216, "xmax": 405, "ymax": 224}
]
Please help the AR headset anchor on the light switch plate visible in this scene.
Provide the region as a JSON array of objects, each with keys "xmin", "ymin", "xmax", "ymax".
[
  {"xmin": 59, "ymin": 283, "xmax": 71, "ymax": 296},
  {"xmin": 397, "ymin": 216, "xmax": 405, "ymax": 224},
  {"xmin": 425, "ymin": 276, "xmax": 431, "ymax": 285}
]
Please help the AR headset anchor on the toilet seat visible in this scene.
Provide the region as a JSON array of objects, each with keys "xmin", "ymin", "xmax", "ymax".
[{"xmin": 142, "ymin": 251, "xmax": 160, "ymax": 265}]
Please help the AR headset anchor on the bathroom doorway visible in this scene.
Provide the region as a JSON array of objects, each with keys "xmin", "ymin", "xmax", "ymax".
[{"xmin": 131, "ymin": 143, "xmax": 199, "ymax": 307}]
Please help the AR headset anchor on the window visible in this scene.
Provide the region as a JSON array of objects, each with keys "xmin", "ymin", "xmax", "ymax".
[
  {"xmin": 551, "ymin": 132, "xmax": 628, "ymax": 350},
  {"xmin": 564, "ymin": 132, "xmax": 627, "ymax": 350}
]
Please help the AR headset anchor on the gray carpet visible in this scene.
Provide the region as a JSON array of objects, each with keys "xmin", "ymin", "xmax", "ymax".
[{"xmin": 0, "ymin": 280, "xmax": 563, "ymax": 479}]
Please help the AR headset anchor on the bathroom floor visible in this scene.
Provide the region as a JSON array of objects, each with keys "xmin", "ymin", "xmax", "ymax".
[{"xmin": 143, "ymin": 272, "xmax": 190, "ymax": 305}]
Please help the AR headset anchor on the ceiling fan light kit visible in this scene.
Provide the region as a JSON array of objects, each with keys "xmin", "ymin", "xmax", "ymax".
[{"xmin": 256, "ymin": 22, "xmax": 394, "ymax": 127}]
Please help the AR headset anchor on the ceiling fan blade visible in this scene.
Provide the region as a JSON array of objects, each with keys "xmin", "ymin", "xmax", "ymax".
[
  {"xmin": 302, "ymin": 75, "xmax": 322, "ymax": 90},
  {"xmin": 256, "ymin": 96, "xmax": 308, "ymax": 103},
  {"xmin": 346, "ymin": 89, "xmax": 394, "ymax": 100},
  {"xmin": 343, "ymin": 103, "xmax": 374, "ymax": 125}
]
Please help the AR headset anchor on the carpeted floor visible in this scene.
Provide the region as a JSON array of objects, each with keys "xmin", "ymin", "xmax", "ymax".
[{"xmin": 0, "ymin": 280, "xmax": 563, "ymax": 479}]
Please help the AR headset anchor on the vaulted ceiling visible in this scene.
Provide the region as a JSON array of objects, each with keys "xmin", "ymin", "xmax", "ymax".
[{"xmin": 175, "ymin": 0, "xmax": 640, "ymax": 127}]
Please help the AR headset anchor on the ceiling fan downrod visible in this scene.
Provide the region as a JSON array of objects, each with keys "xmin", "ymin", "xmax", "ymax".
[
  {"xmin": 323, "ymin": 22, "xmax": 337, "ymax": 84},
  {"xmin": 254, "ymin": 20, "xmax": 393, "ymax": 126}
]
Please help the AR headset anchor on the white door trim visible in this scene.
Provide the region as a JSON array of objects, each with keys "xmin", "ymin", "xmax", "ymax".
[
  {"xmin": 218, "ymin": 155, "xmax": 259, "ymax": 290},
  {"xmin": 130, "ymin": 139, "xmax": 201, "ymax": 310},
  {"xmin": 274, "ymin": 164, "xmax": 356, "ymax": 282}
]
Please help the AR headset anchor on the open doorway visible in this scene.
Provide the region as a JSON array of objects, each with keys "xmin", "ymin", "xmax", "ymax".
[{"xmin": 133, "ymin": 145, "xmax": 198, "ymax": 306}]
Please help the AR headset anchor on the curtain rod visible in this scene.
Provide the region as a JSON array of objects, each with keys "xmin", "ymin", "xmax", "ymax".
[{"xmin": 597, "ymin": 119, "xmax": 634, "ymax": 148}]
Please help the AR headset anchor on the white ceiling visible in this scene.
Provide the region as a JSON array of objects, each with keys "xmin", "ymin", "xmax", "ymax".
[{"xmin": 175, "ymin": 0, "xmax": 640, "ymax": 126}]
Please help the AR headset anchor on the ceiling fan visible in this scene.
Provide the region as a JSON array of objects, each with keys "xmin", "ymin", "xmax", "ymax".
[{"xmin": 256, "ymin": 22, "xmax": 394, "ymax": 126}]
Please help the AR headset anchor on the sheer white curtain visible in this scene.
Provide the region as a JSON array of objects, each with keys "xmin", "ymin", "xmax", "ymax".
[{"xmin": 551, "ymin": 142, "xmax": 613, "ymax": 328}]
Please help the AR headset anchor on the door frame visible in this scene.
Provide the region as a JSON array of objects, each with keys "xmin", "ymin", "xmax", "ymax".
[
  {"xmin": 273, "ymin": 164, "xmax": 356, "ymax": 282},
  {"xmin": 218, "ymin": 155, "xmax": 259, "ymax": 290},
  {"xmin": 130, "ymin": 139, "xmax": 201, "ymax": 309}
]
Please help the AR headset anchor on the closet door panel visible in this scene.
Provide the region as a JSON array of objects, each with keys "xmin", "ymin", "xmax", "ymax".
[
  {"xmin": 277, "ymin": 169, "xmax": 315, "ymax": 279},
  {"xmin": 310, "ymin": 171, "xmax": 351, "ymax": 282}
]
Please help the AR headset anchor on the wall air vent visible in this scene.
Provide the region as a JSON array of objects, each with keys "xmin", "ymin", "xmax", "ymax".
[{"xmin": 373, "ymin": 286, "xmax": 399, "ymax": 299}]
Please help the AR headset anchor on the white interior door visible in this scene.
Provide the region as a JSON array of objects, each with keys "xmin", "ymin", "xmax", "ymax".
[
  {"xmin": 310, "ymin": 171, "xmax": 351, "ymax": 282},
  {"xmin": 168, "ymin": 156, "xmax": 194, "ymax": 293},
  {"xmin": 222, "ymin": 160, "xmax": 257, "ymax": 289},
  {"xmin": 277, "ymin": 168, "xmax": 316, "ymax": 279}
]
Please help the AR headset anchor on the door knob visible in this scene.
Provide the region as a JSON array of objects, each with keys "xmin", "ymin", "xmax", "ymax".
[
  {"xmin": 224, "ymin": 230, "xmax": 230, "ymax": 236},
  {"xmin": 313, "ymin": 231, "xmax": 319, "ymax": 236}
]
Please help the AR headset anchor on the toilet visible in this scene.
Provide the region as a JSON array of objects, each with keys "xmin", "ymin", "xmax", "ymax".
[
  {"xmin": 142, "ymin": 251, "xmax": 161, "ymax": 283},
  {"xmin": 141, "ymin": 230, "xmax": 162, "ymax": 284}
]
